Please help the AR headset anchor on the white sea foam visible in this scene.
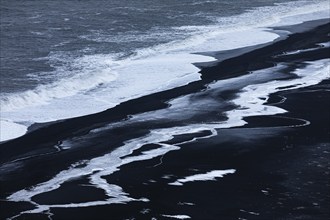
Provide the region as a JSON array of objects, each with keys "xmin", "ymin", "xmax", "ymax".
[
  {"xmin": 6, "ymin": 59, "xmax": 330, "ymax": 218},
  {"xmin": 0, "ymin": 55, "xmax": 119, "ymax": 112},
  {"xmin": 318, "ymin": 42, "xmax": 330, "ymax": 48},
  {"xmin": 226, "ymin": 59, "xmax": 330, "ymax": 126},
  {"xmin": 1, "ymin": 1, "xmax": 329, "ymax": 140},
  {"xmin": 7, "ymin": 134, "xmax": 179, "ymax": 216},
  {"xmin": 169, "ymin": 169, "xmax": 236, "ymax": 186},
  {"xmin": 3, "ymin": 2, "xmax": 330, "ymax": 219},
  {"xmin": 0, "ymin": 120, "xmax": 27, "ymax": 142},
  {"xmin": 278, "ymin": 41, "xmax": 330, "ymax": 56},
  {"xmin": 162, "ymin": 214, "xmax": 191, "ymax": 219}
]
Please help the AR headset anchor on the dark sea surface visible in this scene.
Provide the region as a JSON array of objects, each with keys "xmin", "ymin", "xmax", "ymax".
[
  {"xmin": 1, "ymin": 0, "xmax": 298, "ymax": 93},
  {"xmin": 0, "ymin": 0, "xmax": 329, "ymax": 219}
]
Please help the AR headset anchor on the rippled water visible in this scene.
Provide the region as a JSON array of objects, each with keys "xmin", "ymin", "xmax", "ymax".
[{"xmin": 0, "ymin": 0, "xmax": 329, "ymax": 140}]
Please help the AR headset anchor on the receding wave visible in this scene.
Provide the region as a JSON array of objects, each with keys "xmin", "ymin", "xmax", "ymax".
[
  {"xmin": 6, "ymin": 59, "xmax": 330, "ymax": 218},
  {"xmin": 0, "ymin": 0, "xmax": 329, "ymax": 142},
  {"xmin": 0, "ymin": 55, "xmax": 118, "ymax": 112}
]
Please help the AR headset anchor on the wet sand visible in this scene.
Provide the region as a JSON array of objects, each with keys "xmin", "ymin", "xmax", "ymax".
[{"xmin": 0, "ymin": 20, "xmax": 329, "ymax": 220}]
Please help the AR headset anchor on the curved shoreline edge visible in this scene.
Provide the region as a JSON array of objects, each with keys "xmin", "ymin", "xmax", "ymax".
[
  {"xmin": 0, "ymin": 18, "xmax": 329, "ymax": 220},
  {"xmin": 1, "ymin": 19, "xmax": 328, "ymax": 146},
  {"xmin": 0, "ymin": 19, "xmax": 328, "ymax": 157}
]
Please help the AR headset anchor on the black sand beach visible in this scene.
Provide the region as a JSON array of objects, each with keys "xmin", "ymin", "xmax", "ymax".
[{"xmin": 1, "ymin": 20, "xmax": 329, "ymax": 220}]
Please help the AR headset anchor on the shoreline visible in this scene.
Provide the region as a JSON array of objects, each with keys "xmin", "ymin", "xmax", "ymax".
[
  {"xmin": 2, "ymin": 18, "xmax": 328, "ymax": 143},
  {"xmin": 0, "ymin": 18, "xmax": 329, "ymax": 144},
  {"xmin": 1, "ymin": 17, "xmax": 329, "ymax": 188},
  {"xmin": 1, "ymin": 18, "xmax": 329, "ymax": 220}
]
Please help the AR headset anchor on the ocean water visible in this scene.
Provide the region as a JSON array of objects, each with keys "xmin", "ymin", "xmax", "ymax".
[
  {"xmin": 1, "ymin": 1, "xmax": 330, "ymax": 219},
  {"xmin": 0, "ymin": 0, "xmax": 329, "ymax": 141}
]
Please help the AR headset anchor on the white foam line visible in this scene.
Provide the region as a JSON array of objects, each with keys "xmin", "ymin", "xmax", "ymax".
[
  {"xmin": 7, "ymin": 134, "xmax": 179, "ymax": 218},
  {"xmin": 178, "ymin": 202, "xmax": 195, "ymax": 206},
  {"xmin": 240, "ymin": 209, "xmax": 260, "ymax": 216},
  {"xmin": 6, "ymin": 59, "xmax": 330, "ymax": 219},
  {"xmin": 276, "ymin": 46, "xmax": 321, "ymax": 57},
  {"xmin": 1, "ymin": 62, "xmax": 118, "ymax": 112},
  {"xmin": 128, "ymin": 63, "xmax": 287, "ymax": 124},
  {"xmin": 7, "ymin": 147, "xmax": 61, "ymax": 165},
  {"xmin": 268, "ymin": 95, "xmax": 287, "ymax": 105},
  {"xmin": 152, "ymin": 128, "xmax": 217, "ymax": 168},
  {"xmin": 169, "ymin": 169, "xmax": 236, "ymax": 186},
  {"xmin": 170, "ymin": 128, "xmax": 218, "ymax": 147},
  {"xmin": 162, "ymin": 214, "xmax": 191, "ymax": 219},
  {"xmin": 225, "ymin": 59, "xmax": 330, "ymax": 127},
  {"xmin": 1, "ymin": 1, "xmax": 329, "ymax": 142},
  {"xmin": 6, "ymin": 125, "xmax": 219, "ymax": 219},
  {"xmin": 273, "ymin": 116, "xmax": 311, "ymax": 128}
]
